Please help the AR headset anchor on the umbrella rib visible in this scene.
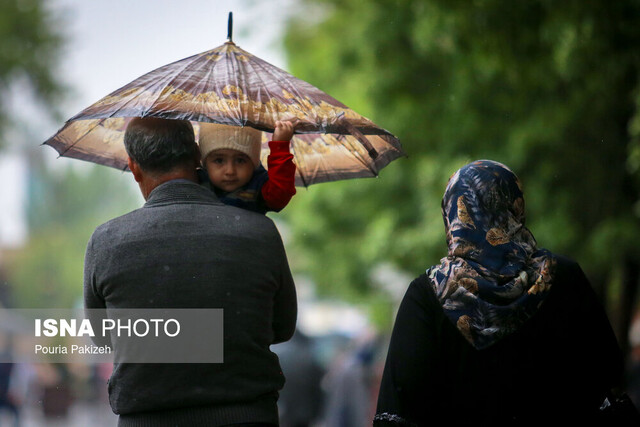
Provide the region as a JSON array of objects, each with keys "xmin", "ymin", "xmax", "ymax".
[
  {"xmin": 228, "ymin": 46, "xmax": 245, "ymax": 125},
  {"xmin": 248, "ymin": 53, "xmax": 335, "ymax": 186},
  {"xmin": 142, "ymin": 57, "xmax": 203, "ymax": 117},
  {"xmin": 339, "ymin": 134, "xmax": 380, "ymax": 177},
  {"xmin": 243, "ymin": 51, "xmax": 381, "ymax": 179},
  {"xmin": 245, "ymin": 52, "xmax": 304, "ymax": 128},
  {"xmin": 340, "ymin": 118, "xmax": 379, "ymax": 160},
  {"xmin": 296, "ymin": 164, "xmax": 309, "ymax": 188},
  {"xmin": 81, "ymin": 57, "xmax": 201, "ymax": 132},
  {"xmin": 59, "ymin": 70, "xmax": 183, "ymax": 159},
  {"xmin": 254, "ymin": 64, "xmax": 382, "ymax": 181},
  {"xmin": 290, "ymin": 139, "xmax": 309, "ymax": 187},
  {"xmin": 61, "ymin": 53, "xmax": 213, "ymax": 168},
  {"xmin": 57, "ymin": 119, "xmax": 105, "ymax": 157},
  {"xmin": 240, "ymin": 50, "xmax": 275, "ymax": 130}
]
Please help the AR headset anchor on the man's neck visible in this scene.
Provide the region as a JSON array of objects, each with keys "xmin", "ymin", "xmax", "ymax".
[{"xmin": 140, "ymin": 169, "xmax": 198, "ymax": 200}]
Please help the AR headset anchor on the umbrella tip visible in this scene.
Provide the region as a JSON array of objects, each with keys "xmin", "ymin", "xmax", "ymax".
[{"xmin": 226, "ymin": 11, "xmax": 233, "ymax": 43}]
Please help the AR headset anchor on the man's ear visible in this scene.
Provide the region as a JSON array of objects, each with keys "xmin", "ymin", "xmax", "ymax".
[
  {"xmin": 128, "ymin": 157, "xmax": 143, "ymax": 183},
  {"xmin": 194, "ymin": 146, "xmax": 202, "ymax": 168}
]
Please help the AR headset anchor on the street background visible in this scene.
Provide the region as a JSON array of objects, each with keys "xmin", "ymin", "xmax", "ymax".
[{"xmin": 1, "ymin": 0, "xmax": 640, "ymax": 425}]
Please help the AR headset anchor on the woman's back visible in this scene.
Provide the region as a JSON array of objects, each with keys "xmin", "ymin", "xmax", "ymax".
[
  {"xmin": 376, "ymin": 255, "xmax": 622, "ymax": 426},
  {"xmin": 374, "ymin": 160, "xmax": 623, "ymax": 426}
]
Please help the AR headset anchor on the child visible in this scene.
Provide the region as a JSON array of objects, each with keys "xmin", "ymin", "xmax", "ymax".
[{"xmin": 197, "ymin": 120, "xmax": 296, "ymax": 214}]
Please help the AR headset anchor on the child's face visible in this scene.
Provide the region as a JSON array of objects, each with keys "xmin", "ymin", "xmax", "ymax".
[{"xmin": 204, "ymin": 149, "xmax": 255, "ymax": 192}]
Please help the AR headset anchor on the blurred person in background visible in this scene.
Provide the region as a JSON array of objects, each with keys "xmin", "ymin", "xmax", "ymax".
[
  {"xmin": 374, "ymin": 160, "xmax": 625, "ymax": 426},
  {"xmin": 273, "ymin": 330, "xmax": 325, "ymax": 427},
  {"xmin": 0, "ymin": 332, "xmax": 24, "ymax": 427},
  {"xmin": 40, "ymin": 363, "xmax": 73, "ymax": 421},
  {"xmin": 323, "ymin": 330, "xmax": 380, "ymax": 427},
  {"xmin": 0, "ymin": 362, "xmax": 19, "ymax": 426}
]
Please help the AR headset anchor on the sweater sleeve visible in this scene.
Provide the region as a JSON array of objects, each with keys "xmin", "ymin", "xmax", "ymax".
[
  {"xmin": 83, "ymin": 231, "xmax": 112, "ymax": 349},
  {"xmin": 83, "ymin": 233, "xmax": 105, "ymax": 310},
  {"xmin": 271, "ymin": 228, "xmax": 297, "ymax": 344},
  {"xmin": 261, "ymin": 140, "xmax": 296, "ymax": 212}
]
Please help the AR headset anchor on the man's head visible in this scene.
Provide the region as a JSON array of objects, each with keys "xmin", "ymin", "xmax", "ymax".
[{"xmin": 124, "ymin": 117, "xmax": 200, "ymax": 199}]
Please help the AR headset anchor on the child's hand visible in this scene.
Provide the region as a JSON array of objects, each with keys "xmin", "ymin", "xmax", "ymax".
[{"xmin": 273, "ymin": 120, "xmax": 295, "ymax": 142}]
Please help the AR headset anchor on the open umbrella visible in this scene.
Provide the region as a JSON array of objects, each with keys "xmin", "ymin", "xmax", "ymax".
[{"xmin": 43, "ymin": 13, "xmax": 405, "ymax": 186}]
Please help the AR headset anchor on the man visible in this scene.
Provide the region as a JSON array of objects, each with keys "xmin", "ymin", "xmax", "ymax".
[{"xmin": 84, "ymin": 117, "xmax": 297, "ymax": 426}]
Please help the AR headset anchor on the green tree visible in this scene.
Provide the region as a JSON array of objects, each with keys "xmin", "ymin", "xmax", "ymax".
[
  {"xmin": 0, "ymin": 0, "xmax": 66, "ymax": 306},
  {"xmin": 9, "ymin": 153, "xmax": 141, "ymax": 308},
  {"xmin": 282, "ymin": 0, "xmax": 640, "ymax": 351},
  {"xmin": 0, "ymin": 1, "xmax": 141, "ymax": 309},
  {"xmin": 0, "ymin": 0, "xmax": 64, "ymax": 139}
]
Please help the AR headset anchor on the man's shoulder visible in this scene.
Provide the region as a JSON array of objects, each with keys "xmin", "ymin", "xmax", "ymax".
[
  {"xmin": 218, "ymin": 204, "xmax": 281, "ymax": 233},
  {"xmin": 89, "ymin": 208, "xmax": 145, "ymax": 242}
]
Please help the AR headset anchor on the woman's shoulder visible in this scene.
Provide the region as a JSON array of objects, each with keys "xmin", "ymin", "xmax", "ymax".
[
  {"xmin": 408, "ymin": 273, "xmax": 436, "ymax": 295},
  {"xmin": 541, "ymin": 253, "xmax": 607, "ymax": 324},
  {"xmin": 548, "ymin": 253, "xmax": 590, "ymax": 285},
  {"xmin": 400, "ymin": 273, "xmax": 443, "ymax": 313},
  {"xmin": 551, "ymin": 253, "xmax": 581, "ymax": 269}
]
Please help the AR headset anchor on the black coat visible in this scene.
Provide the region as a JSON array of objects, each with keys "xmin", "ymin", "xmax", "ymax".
[{"xmin": 374, "ymin": 255, "xmax": 623, "ymax": 426}]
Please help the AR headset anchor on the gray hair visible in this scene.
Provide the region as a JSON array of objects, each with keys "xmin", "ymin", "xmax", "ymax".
[{"xmin": 124, "ymin": 117, "xmax": 197, "ymax": 173}]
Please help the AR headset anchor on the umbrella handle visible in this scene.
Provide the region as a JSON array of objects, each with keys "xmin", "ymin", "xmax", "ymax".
[{"xmin": 227, "ymin": 12, "xmax": 233, "ymax": 43}]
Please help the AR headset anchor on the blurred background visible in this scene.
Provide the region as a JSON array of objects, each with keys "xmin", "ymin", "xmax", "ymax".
[{"xmin": 1, "ymin": 0, "xmax": 640, "ymax": 425}]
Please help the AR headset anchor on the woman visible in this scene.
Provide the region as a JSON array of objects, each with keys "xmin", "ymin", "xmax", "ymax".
[{"xmin": 373, "ymin": 160, "xmax": 623, "ymax": 426}]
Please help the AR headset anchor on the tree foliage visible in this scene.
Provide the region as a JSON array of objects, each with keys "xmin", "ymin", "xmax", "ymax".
[
  {"xmin": 282, "ymin": 0, "xmax": 640, "ymax": 335},
  {"xmin": 0, "ymin": 0, "xmax": 64, "ymax": 139},
  {"xmin": 8, "ymin": 155, "xmax": 141, "ymax": 308},
  {"xmin": 0, "ymin": 1, "xmax": 141, "ymax": 309}
]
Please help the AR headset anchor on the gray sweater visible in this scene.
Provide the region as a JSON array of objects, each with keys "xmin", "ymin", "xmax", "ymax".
[{"xmin": 84, "ymin": 179, "xmax": 297, "ymax": 426}]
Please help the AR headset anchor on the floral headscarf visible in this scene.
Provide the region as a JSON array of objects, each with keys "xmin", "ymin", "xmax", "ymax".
[{"xmin": 427, "ymin": 160, "xmax": 556, "ymax": 349}]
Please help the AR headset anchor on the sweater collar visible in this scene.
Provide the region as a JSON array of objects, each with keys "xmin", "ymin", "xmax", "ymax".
[{"xmin": 144, "ymin": 179, "xmax": 221, "ymax": 207}]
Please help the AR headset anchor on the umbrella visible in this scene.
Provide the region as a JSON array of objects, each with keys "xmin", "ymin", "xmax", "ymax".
[{"xmin": 43, "ymin": 13, "xmax": 405, "ymax": 186}]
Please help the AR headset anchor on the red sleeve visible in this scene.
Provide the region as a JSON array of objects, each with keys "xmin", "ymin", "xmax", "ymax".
[{"xmin": 261, "ymin": 140, "xmax": 297, "ymax": 211}]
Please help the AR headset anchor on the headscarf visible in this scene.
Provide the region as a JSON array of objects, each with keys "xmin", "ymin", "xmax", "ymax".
[{"xmin": 427, "ymin": 160, "xmax": 556, "ymax": 349}]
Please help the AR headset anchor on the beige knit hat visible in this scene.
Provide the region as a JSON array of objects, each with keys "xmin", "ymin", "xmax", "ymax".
[{"xmin": 198, "ymin": 123, "xmax": 263, "ymax": 167}]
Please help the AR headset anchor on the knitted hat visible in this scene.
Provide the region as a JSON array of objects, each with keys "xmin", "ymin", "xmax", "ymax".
[{"xmin": 198, "ymin": 123, "xmax": 263, "ymax": 167}]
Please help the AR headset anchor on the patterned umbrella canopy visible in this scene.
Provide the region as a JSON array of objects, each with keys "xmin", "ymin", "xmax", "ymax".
[{"xmin": 43, "ymin": 30, "xmax": 405, "ymax": 186}]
